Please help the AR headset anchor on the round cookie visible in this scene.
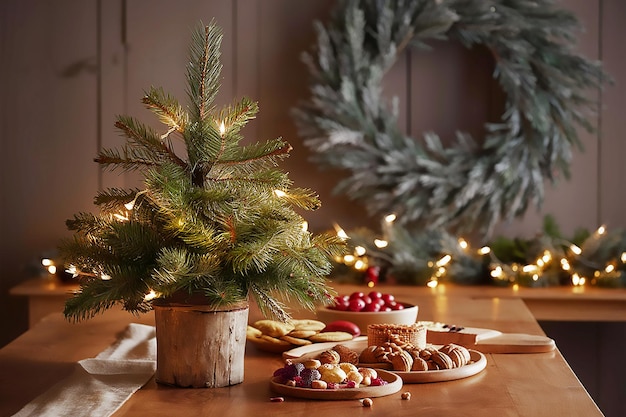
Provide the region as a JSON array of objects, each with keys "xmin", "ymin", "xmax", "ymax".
[
  {"xmin": 290, "ymin": 319, "xmax": 326, "ymax": 332},
  {"xmin": 280, "ymin": 335, "xmax": 312, "ymax": 346},
  {"xmin": 308, "ymin": 331, "xmax": 353, "ymax": 343},
  {"xmin": 253, "ymin": 319, "xmax": 295, "ymax": 337}
]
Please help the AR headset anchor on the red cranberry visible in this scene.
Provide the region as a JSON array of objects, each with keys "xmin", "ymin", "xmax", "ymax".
[{"xmin": 348, "ymin": 298, "xmax": 366, "ymax": 312}]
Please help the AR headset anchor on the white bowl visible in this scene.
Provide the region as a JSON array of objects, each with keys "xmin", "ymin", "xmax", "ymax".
[{"xmin": 316, "ymin": 302, "xmax": 419, "ymax": 334}]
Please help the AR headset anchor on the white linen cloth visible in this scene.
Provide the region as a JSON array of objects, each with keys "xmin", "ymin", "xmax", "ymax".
[{"xmin": 13, "ymin": 323, "xmax": 156, "ymax": 417}]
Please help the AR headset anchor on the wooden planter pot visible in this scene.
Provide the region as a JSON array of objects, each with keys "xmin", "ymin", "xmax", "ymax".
[{"xmin": 153, "ymin": 299, "xmax": 249, "ymax": 388}]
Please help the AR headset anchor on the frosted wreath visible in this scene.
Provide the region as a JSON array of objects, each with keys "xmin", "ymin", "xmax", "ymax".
[{"xmin": 294, "ymin": 0, "xmax": 606, "ymax": 237}]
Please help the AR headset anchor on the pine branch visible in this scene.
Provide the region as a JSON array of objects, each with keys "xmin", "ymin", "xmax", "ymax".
[
  {"xmin": 215, "ymin": 139, "xmax": 292, "ymax": 171},
  {"xmin": 142, "ymin": 87, "xmax": 189, "ymax": 133},
  {"xmin": 187, "ymin": 22, "xmax": 222, "ymax": 121},
  {"xmin": 94, "ymin": 188, "xmax": 141, "ymax": 211},
  {"xmin": 111, "ymin": 116, "xmax": 188, "ymax": 170},
  {"xmin": 217, "ymin": 97, "xmax": 259, "ymax": 137}
]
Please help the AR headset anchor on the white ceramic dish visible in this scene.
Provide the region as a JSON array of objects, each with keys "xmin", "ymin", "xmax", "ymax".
[{"xmin": 316, "ymin": 303, "xmax": 418, "ymax": 334}]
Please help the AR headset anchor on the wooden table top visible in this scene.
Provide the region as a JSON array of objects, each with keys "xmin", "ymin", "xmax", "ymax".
[
  {"xmin": 12, "ymin": 277, "xmax": 626, "ymax": 321},
  {"xmin": 0, "ymin": 284, "xmax": 602, "ymax": 417}
]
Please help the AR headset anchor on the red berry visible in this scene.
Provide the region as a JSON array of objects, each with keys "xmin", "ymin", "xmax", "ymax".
[
  {"xmin": 391, "ymin": 302, "xmax": 404, "ymax": 310},
  {"xmin": 363, "ymin": 302, "xmax": 381, "ymax": 312},
  {"xmin": 349, "ymin": 291, "xmax": 365, "ymax": 300},
  {"xmin": 348, "ymin": 298, "xmax": 366, "ymax": 312},
  {"xmin": 381, "ymin": 293, "xmax": 395, "ymax": 303},
  {"xmin": 368, "ymin": 291, "xmax": 382, "ymax": 300}
]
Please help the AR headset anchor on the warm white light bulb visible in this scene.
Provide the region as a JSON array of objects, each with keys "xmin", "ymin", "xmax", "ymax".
[
  {"xmin": 273, "ymin": 189, "xmax": 287, "ymax": 197},
  {"xmin": 478, "ymin": 246, "xmax": 491, "ymax": 255},
  {"xmin": 343, "ymin": 255, "xmax": 355, "ymax": 264},
  {"xmin": 219, "ymin": 121, "xmax": 226, "ymax": 136},
  {"xmin": 384, "ymin": 214, "xmax": 396, "ymax": 223},
  {"xmin": 490, "ymin": 266, "xmax": 503, "ymax": 278},
  {"xmin": 42, "ymin": 258, "xmax": 52, "ymax": 267},
  {"xmin": 334, "ymin": 224, "xmax": 349, "ymax": 240},
  {"xmin": 436, "ymin": 254, "xmax": 451, "ymax": 267},
  {"xmin": 374, "ymin": 239, "xmax": 388, "ymax": 248},
  {"xmin": 355, "ymin": 246, "xmax": 366, "ymax": 256},
  {"xmin": 570, "ymin": 244, "xmax": 582, "ymax": 255}
]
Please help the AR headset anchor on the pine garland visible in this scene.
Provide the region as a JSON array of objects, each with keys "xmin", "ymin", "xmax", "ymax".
[
  {"xmin": 61, "ymin": 22, "xmax": 345, "ymax": 322},
  {"xmin": 294, "ymin": 0, "xmax": 608, "ymax": 238}
]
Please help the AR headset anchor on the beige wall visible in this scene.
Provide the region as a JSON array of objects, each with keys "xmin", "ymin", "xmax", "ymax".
[{"xmin": 1, "ymin": 0, "xmax": 624, "ymax": 338}]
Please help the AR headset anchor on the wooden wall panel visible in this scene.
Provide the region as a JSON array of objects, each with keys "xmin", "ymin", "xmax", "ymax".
[
  {"xmin": 600, "ymin": 0, "xmax": 626, "ymax": 230},
  {"xmin": 0, "ymin": 0, "xmax": 99, "ymax": 346},
  {"xmin": 253, "ymin": 0, "xmax": 378, "ymax": 232},
  {"xmin": 100, "ymin": 0, "xmax": 126, "ymax": 191}
]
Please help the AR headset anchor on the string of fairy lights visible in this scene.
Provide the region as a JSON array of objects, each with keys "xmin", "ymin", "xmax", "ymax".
[
  {"xmin": 42, "ymin": 211, "xmax": 626, "ymax": 290},
  {"xmin": 331, "ymin": 215, "xmax": 626, "ymax": 289}
]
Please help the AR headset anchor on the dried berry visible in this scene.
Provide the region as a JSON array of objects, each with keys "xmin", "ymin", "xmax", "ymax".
[
  {"xmin": 345, "ymin": 380, "xmax": 357, "ymax": 388},
  {"xmin": 327, "ymin": 382, "xmax": 339, "ymax": 389},
  {"xmin": 299, "ymin": 368, "xmax": 322, "ymax": 388},
  {"xmin": 370, "ymin": 377, "xmax": 388, "ymax": 386},
  {"xmin": 273, "ymin": 362, "xmax": 305, "ymax": 383}
]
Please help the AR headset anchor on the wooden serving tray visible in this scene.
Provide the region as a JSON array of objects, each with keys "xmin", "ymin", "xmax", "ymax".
[
  {"xmin": 270, "ymin": 369, "xmax": 402, "ymax": 400},
  {"xmin": 419, "ymin": 321, "xmax": 556, "ymax": 353}
]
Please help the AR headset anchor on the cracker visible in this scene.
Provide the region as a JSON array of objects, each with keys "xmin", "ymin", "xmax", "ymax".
[{"xmin": 308, "ymin": 331, "xmax": 353, "ymax": 343}]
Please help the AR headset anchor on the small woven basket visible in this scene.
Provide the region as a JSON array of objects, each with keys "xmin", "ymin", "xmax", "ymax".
[{"xmin": 367, "ymin": 323, "xmax": 426, "ymax": 349}]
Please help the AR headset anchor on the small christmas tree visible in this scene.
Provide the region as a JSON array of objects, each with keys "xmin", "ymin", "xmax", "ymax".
[{"xmin": 61, "ymin": 21, "xmax": 345, "ymax": 322}]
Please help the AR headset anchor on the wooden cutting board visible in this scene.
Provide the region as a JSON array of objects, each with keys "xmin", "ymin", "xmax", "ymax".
[{"xmin": 419, "ymin": 321, "xmax": 556, "ymax": 353}]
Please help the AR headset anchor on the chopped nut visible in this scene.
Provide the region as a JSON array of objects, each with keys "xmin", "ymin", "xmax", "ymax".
[
  {"xmin": 401, "ymin": 392, "xmax": 411, "ymax": 400},
  {"xmin": 362, "ymin": 397, "xmax": 374, "ymax": 407}
]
